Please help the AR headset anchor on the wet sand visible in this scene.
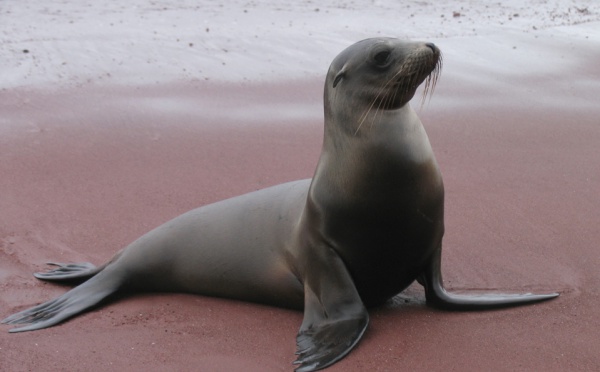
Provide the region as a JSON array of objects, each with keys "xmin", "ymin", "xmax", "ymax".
[{"xmin": 2, "ymin": 2, "xmax": 600, "ymax": 371}]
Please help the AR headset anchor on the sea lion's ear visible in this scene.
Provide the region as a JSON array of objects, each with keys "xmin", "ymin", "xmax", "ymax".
[{"xmin": 333, "ymin": 69, "xmax": 346, "ymax": 88}]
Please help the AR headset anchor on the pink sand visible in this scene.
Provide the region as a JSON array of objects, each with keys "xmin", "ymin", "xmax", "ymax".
[{"xmin": 2, "ymin": 1, "xmax": 600, "ymax": 371}]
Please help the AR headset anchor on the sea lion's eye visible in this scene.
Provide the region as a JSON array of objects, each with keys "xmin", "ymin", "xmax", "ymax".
[{"xmin": 373, "ymin": 50, "xmax": 391, "ymax": 66}]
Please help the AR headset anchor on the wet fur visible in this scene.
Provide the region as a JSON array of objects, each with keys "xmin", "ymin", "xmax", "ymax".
[{"xmin": 3, "ymin": 38, "xmax": 557, "ymax": 372}]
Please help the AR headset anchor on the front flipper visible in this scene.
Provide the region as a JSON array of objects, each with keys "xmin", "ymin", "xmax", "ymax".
[
  {"xmin": 293, "ymin": 245, "xmax": 369, "ymax": 372},
  {"xmin": 419, "ymin": 247, "xmax": 559, "ymax": 310}
]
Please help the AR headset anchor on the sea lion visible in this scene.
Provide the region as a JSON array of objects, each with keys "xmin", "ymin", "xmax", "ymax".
[{"xmin": 2, "ymin": 38, "xmax": 558, "ymax": 371}]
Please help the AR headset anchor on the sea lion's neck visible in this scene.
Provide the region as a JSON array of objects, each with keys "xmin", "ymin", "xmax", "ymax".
[
  {"xmin": 311, "ymin": 103, "xmax": 438, "ymax": 206},
  {"xmin": 323, "ymin": 104, "xmax": 433, "ymax": 163}
]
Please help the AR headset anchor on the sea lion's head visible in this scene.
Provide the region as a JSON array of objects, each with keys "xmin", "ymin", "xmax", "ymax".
[{"xmin": 324, "ymin": 38, "xmax": 441, "ymax": 128}]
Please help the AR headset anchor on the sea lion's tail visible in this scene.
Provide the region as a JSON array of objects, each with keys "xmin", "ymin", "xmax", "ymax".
[{"xmin": 2, "ymin": 263, "xmax": 122, "ymax": 333}]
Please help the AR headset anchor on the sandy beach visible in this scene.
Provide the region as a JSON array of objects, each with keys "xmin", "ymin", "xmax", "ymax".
[{"xmin": 2, "ymin": 1, "xmax": 600, "ymax": 371}]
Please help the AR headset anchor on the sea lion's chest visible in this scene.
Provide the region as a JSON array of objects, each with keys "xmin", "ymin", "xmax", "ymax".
[{"xmin": 314, "ymin": 160, "xmax": 444, "ymax": 305}]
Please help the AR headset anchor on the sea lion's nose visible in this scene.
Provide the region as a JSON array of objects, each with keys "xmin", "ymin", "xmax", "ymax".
[{"xmin": 425, "ymin": 42, "xmax": 436, "ymax": 51}]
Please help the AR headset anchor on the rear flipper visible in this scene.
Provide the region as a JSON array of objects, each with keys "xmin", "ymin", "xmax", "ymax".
[
  {"xmin": 419, "ymin": 248, "xmax": 559, "ymax": 310},
  {"xmin": 33, "ymin": 262, "xmax": 100, "ymax": 282},
  {"xmin": 2, "ymin": 268, "xmax": 122, "ymax": 333}
]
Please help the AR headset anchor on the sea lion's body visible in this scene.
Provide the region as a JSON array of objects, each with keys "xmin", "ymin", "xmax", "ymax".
[
  {"xmin": 3, "ymin": 38, "xmax": 558, "ymax": 372},
  {"xmin": 107, "ymin": 180, "xmax": 308, "ymax": 307}
]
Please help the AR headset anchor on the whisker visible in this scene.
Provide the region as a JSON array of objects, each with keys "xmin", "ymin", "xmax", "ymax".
[
  {"xmin": 355, "ymin": 48, "xmax": 442, "ymax": 134},
  {"xmin": 370, "ymin": 91, "xmax": 386, "ymax": 131},
  {"xmin": 419, "ymin": 52, "xmax": 443, "ymax": 110},
  {"xmin": 355, "ymin": 67, "xmax": 404, "ymax": 135},
  {"xmin": 369, "ymin": 67, "xmax": 407, "ymax": 131}
]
